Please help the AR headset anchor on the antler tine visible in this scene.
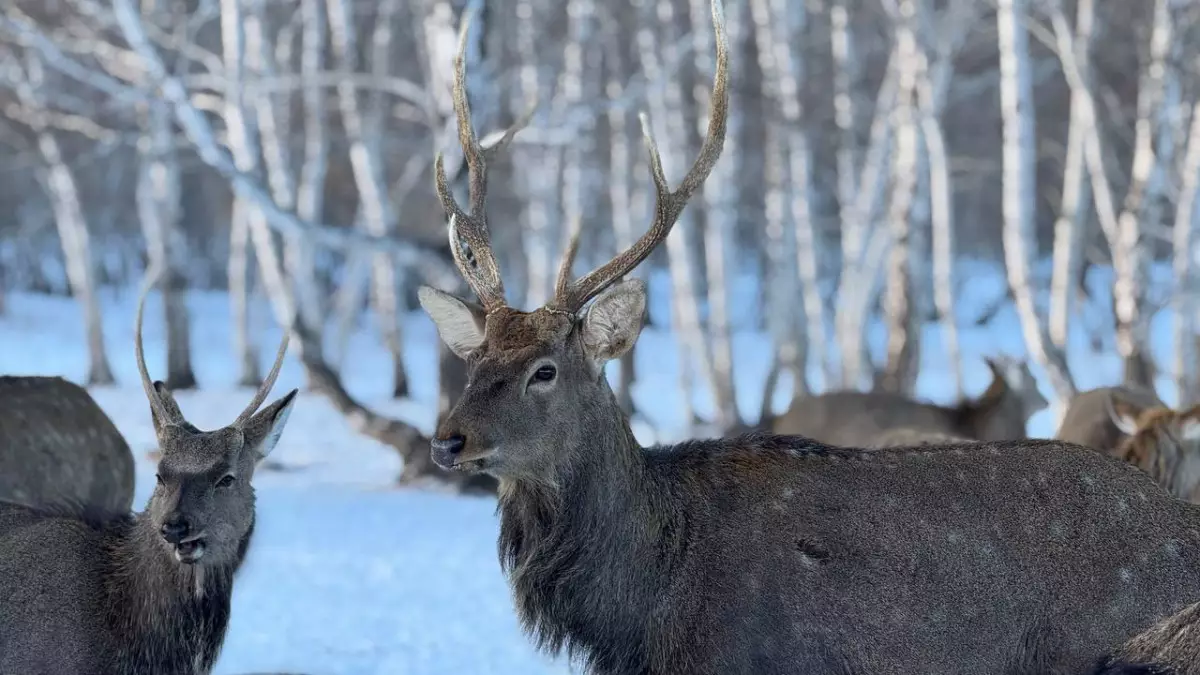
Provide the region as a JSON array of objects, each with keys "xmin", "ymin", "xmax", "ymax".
[
  {"xmin": 232, "ymin": 328, "xmax": 291, "ymax": 428},
  {"xmin": 551, "ymin": 0, "xmax": 729, "ymax": 312},
  {"xmin": 134, "ymin": 263, "xmax": 173, "ymax": 425},
  {"xmin": 553, "ymin": 217, "xmax": 583, "ymax": 304},
  {"xmin": 434, "ymin": 8, "xmax": 532, "ymax": 312}
]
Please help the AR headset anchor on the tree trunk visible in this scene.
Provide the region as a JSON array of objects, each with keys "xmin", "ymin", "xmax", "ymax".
[
  {"xmin": 1173, "ymin": 100, "xmax": 1200, "ymax": 404},
  {"xmin": 997, "ymin": 0, "xmax": 1076, "ymax": 402},
  {"xmin": 229, "ymin": 200, "xmax": 261, "ymax": 387}
]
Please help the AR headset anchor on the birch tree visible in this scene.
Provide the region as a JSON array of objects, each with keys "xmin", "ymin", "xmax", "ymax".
[
  {"xmin": 1173, "ymin": 100, "xmax": 1200, "ymax": 403},
  {"xmin": 997, "ymin": 0, "xmax": 1075, "ymax": 402},
  {"xmin": 292, "ymin": 0, "xmax": 329, "ymax": 357},
  {"xmin": 8, "ymin": 52, "xmax": 114, "ymax": 385}
]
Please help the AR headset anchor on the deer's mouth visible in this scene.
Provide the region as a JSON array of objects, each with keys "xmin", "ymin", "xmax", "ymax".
[
  {"xmin": 173, "ymin": 535, "xmax": 207, "ymax": 564},
  {"xmin": 449, "ymin": 448, "xmax": 495, "ymax": 472}
]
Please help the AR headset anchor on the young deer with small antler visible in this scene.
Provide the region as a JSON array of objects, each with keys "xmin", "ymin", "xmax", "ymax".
[
  {"xmin": 419, "ymin": 2, "xmax": 1200, "ymax": 673},
  {"xmin": 0, "ymin": 268, "xmax": 297, "ymax": 674},
  {"xmin": 1104, "ymin": 397, "xmax": 1200, "ymax": 502}
]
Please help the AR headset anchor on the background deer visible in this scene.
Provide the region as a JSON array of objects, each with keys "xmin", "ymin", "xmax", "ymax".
[
  {"xmin": 0, "ymin": 375, "xmax": 134, "ymax": 512},
  {"xmin": 419, "ymin": 4, "xmax": 1200, "ymax": 673},
  {"xmin": 771, "ymin": 357, "xmax": 1047, "ymax": 446},
  {"xmin": 1055, "ymin": 385, "xmax": 1167, "ymax": 453},
  {"xmin": 0, "ymin": 268, "xmax": 297, "ymax": 675},
  {"xmin": 1100, "ymin": 398, "xmax": 1200, "ymax": 502}
]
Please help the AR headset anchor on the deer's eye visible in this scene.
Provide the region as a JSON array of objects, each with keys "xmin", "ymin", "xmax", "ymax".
[
  {"xmin": 155, "ymin": 474, "xmax": 164, "ymax": 486},
  {"xmin": 532, "ymin": 365, "xmax": 557, "ymax": 383},
  {"xmin": 216, "ymin": 474, "xmax": 236, "ymax": 489}
]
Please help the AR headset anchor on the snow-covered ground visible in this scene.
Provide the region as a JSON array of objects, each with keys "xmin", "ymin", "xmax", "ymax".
[{"xmin": 0, "ymin": 261, "xmax": 1180, "ymax": 673}]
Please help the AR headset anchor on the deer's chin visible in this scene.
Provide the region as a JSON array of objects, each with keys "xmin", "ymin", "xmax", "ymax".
[{"xmin": 173, "ymin": 538, "xmax": 207, "ymax": 564}]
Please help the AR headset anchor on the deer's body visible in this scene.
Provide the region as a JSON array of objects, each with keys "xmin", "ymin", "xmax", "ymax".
[
  {"xmin": 1056, "ymin": 386, "xmax": 1166, "ymax": 453},
  {"xmin": 0, "ymin": 502, "xmax": 246, "ymax": 674},
  {"xmin": 0, "ymin": 268, "xmax": 296, "ymax": 675},
  {"xmin": 0, "ymin": 376, "xmax": 134, "ymax": 512},
  {"xmin": 415, "ymin": 5, "xmax": 1198, "ymax": 672},
  {"xmin": 772, "ymin": 362, "xmax": 1046, "ymax": 447}
]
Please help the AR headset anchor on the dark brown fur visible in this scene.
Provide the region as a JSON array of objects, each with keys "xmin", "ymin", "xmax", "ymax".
[
  {"xmin": 771, "ymin": 360, "xmax": 1046, "ymax": 446},
  {"xmin": 0, "ymin": 375, "xmax": 134, "ymax": 512},
  {"xmin": 1093, "ymin": 600, "xmax": 1200, "ymax": 674},
  {"xmin": 1056, "ymin": 386, "xmax": 1166, "ymax": 453},
  {"xmin": 869, "ymin": 427, "xmax": 974, "ymax": 448}
]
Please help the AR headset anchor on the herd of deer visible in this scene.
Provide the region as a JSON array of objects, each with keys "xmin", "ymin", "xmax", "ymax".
[{"xmin": 2, "ymin": 1, "xmax": 1200, "ymax": 673}]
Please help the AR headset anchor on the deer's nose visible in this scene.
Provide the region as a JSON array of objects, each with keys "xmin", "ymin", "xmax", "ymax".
[
  {"xmin": 160, "ymin": 514, "xmax": 190, "ymax": 544},
  {"xmin": 431, "ymin": 435, "xmax": 466, "ymax": 468}
]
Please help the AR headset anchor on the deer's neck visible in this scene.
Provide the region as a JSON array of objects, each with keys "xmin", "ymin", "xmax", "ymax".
[
  {"xmin": 100, "ymin": 513, "xmax": 250, "ymax": 674},
  {"xmin": 498, "ymin": 399, "xmax": 681, "ymax": 673}
]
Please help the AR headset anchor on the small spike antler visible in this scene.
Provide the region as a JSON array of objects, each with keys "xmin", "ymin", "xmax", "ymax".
[
  {"xmin": 134, "ymin": 263, "xmax": 176, "ymax": 426},
  {"xmin": 549, "ymin": 0, "xmax": 729, "ymax": 313},
  {"xmin": 435, "ymin": 8, "xmax": 534, "ymax": 312}
]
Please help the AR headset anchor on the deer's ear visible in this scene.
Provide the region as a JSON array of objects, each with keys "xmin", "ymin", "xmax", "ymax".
[
  {"xmin": 242, "ymin": 389, "xmax": 298, "ymax": 460},
  {"xmin": 580, "ymin": 279, "xmax": 647, "ymax": 373},
  {"xmin": 150, "ymin": 381, "xmax": 185, "ymax": 432},
  {"xmin": 418, "ymin": 286, "xmax": 486, "ymax": 359},
  {"xmin": 1107, "ymin": 393, "xmax": 1144, "ymax": 437}
]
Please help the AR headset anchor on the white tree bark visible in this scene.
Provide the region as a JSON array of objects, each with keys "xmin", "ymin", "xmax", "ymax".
[
  {"xmin": 1048, "ymin": 0, "xmax": 1094, "ymax": 350},
  {"xmin": 14, "ymin": 53, "xmax": 113, "ymax": 385},
  {"xmin": 1112, "ymin": 0, "xmax": 1175, "ymax": 388},
  {"xmin": 997, "ymin": 0, "xmax": 1075, "ymax": 401},
  {"xmin": 880, "ymin": 1, "xmax": 921, "ymax": 396},
  {"xmin": 137, "ymin": 100, "xmax": 196, "ymax": 389},
  {"xmin": 690, "ymin": 0, "xmax": 740, "ymax": 428},
  {"xmin": 516, "ymin": 0, "xmax": 559, "ymax": 308},
  {"xmin": 1173, "ymin": 100, "xmax": 1200, "ymax": 404},
  {"xmin": 634, "ymin": 0, "xmax": 713, "ymax": 431},
  {"xmin": 327, "ymin": 0, "xmax": 409, "ymax": 396},
  {"xmin": 293, "ymin": 0, "xmax": 329, "ymax": 349},
  {"xmin": 228, "ymin": 198, "xmax": 260, "ymax": 385}
]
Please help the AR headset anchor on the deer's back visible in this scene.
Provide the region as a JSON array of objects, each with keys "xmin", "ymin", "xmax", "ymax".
[
  {"xmin": 654, "ymin": 436, "xmax": 1200, "ymax": 675},
  {"xmin": 1056, "ymin": 386, "xmax": 1165, "ymax": 452},
  {"xmin": 0, "ymin": 376, "xmax": 135, "ymax": 512},
  {"xmin": 773, "ymin": 391, "xmax": 961, "ymax": 446},
  {"xmin": 0, "ymin": 500, "xmax": 111, "ymax": 673}
]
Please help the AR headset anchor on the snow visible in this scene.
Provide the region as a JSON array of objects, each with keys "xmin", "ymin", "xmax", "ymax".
[{"xmin": 0, "ymin": 260, "xmax": 1179, "ymax": 672}]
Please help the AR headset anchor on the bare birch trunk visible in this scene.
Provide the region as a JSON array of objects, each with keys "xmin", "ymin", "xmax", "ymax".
[
  {"xmin": 880, "ymin": 4, "xmax": 921, "ymax": 396},
  {"xmin": 604, "ymin": 17, "xmax": 637, "ymax": 417},
  {"xmin": 228, "ymin": 200, "xmax": 261, "ymax": 386},
  {"xmin": 293, "ymin": 0, "xmax": 329, "ymax": 355},
  {"xmin": 137, "ymin": 101, "xmax": 196, "ymax": 389},
  {"xmin": 690, "ymin": 0, "xmax": 740, "ymax": 428},
  {"xmin": 635, "ymin": 0, "xmax": 712, "ymax": 431},
  {"xmin": 515, "ymin": 0, "xmax": 558, "ymax": 308},
  {"xmin": 750, "ymin": 0, "xmax": 804, "ymax": 413},
  {"xmin": 326, "ymin": 0, "xmax": 409, "ymax": 397},
  {"xmin": 221, "ymin": 0, "xmax": 268, "ymax": 385},
  {"xmin": 15, "ymin": 55, "xmax": 113, "ymax": 386},
  {"xmin": 1173, "ymin": 101, "xmax": 1200, "ymax": 404},
  {"xmin": 1112, "ymin": 0, "xmax": 1175, "ymax": 389},
  {"xmin": 997, "ymin": 0, "xmax": 1075, "ymax": 401},
  {"xmin": 1048, "ymin": 0, "xmax": 1094, "ymax": 350}
]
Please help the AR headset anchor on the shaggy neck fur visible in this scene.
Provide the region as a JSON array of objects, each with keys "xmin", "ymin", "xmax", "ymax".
[
  {"xmin": 497, "ymin": 385, "xmax": 683, "ymax": 675},
  {"xmin": 98, "ymin": 511, "xmax": 253, "ymax": 674}
]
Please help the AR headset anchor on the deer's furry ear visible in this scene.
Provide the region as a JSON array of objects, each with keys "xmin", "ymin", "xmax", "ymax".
[
  {"xmin": 1107, "ymin": 393, "xmax": 1144, "ymax": 437},
  {"xmin": 581, "ymin": 279, "xmax": 647, "ymax": 374},
  {"xmin": 419, "ymin": 286, "xmax": 486, "ymax": 360},
  {"xmin": 242, "ymin": 389, "xmax": 297, "ymax": 460}
]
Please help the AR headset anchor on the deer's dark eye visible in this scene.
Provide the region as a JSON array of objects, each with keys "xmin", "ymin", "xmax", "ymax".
[
  {"xmin": 155, "ymin": 474, "xmax": 164, "ymax": 486},
  {"xmin": 533, "ymin": 365, "xmax": 557, "ymax": 383},
  {"xmin": 216, "ymin": 474, "xmax": 236, "ymax": 488}
]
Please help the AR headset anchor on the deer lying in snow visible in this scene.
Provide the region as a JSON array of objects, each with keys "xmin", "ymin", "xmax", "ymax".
[
  {"xmin": 419, "ymin": 4, "xmax": 1200, "ymax": 673},
  {"xmin": 0, "ymin": 375, "xmax": 135, "ymax": 512},
  {"xmin": 771, "ymin": 357, "xmax": 1048, "ymax": 446},
  {"xmin": 1055, "ymin": 385, "xmax": 1167, "ymax": 454},
  {"xmin": 0, "ymin": 268, "xmax": 297, "ymax": 675}
]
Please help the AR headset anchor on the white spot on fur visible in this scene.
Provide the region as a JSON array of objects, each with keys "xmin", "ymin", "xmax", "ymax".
[
  {"xmin": 1119, "ymin": 568, "xmax": 1133, "ymax": 582},
  {"xmin": 781, "ymin": 488, "xmax": 794, "ymax": 500}
]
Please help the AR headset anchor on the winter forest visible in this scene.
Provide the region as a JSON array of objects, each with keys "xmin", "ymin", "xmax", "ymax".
[{"xmin": 3, "ymin": 0, "xmax": 1200, "ymax": 671}]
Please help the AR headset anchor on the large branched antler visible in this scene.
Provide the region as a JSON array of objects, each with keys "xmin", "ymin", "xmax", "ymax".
[
  {"xmin": 434, "ymin": 8, "xmax": 534, "ymax": 312},
  {"xmin": 549, "ymin": 0, "xmax": 730, "ymax": 313}
]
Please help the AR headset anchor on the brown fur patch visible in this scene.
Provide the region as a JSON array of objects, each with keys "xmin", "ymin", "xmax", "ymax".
[{"xmin": 482, "ymin": 308, "xmax": 574, "ymax": 361}]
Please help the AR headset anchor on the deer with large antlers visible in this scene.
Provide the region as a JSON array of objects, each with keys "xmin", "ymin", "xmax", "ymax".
[
  {"xmin": 0, "ymin": 267, "xmax": 296, "ymax": 674},
  {"xmin": 419, "ymin": 2, "xmax": 1200, "ymax": 673}
]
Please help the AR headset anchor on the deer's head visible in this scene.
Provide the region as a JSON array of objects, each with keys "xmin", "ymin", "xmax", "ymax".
[
  {"xmin": 135, "ymin": 269, "xmax": 297, "ymax": 566},
  {"xmin": 1109, "ymin": 396, "xmax": 1200, "ymax": 501},
  {"xmin": 419, "ymin": 0, "xmax": 728, "ymax": 484}
]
